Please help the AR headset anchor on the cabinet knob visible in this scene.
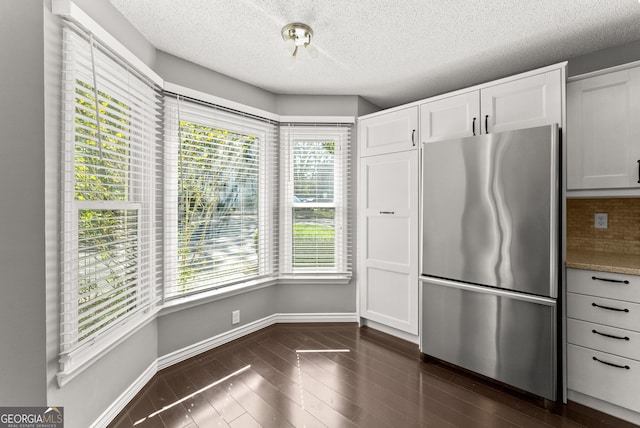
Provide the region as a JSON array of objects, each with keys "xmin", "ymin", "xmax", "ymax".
[
  {"xmin": 411, "ymin": 129, "xmax": 416, "ymax": 146},
  {"xmin": 472, "ymin": 117, "xmax": 476, "ymax": 136}
]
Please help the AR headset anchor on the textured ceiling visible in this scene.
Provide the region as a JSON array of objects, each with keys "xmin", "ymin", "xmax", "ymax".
[{"xmin": 109, "ymin": 0, "xmax": 640, "ymax": 109}]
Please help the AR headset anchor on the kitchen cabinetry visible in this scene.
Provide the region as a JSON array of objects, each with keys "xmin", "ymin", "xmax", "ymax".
[
  {"xmin": 358, "ymin": 105, "xmax": 419, "ymax": 336},
  {"xmin": 356, "ymin": 64, "xmax": 564, "ymax": 340},
  {"xmin": 420, "ymin": 69, "xmax": 562, "ymax": 142},
  {"xmin": 567, "ymin": 268, "xmax": 640, "ymax": 418},
  {"xmin": 419, "ymin": 91, "xmax": 479, "ymax": 142},
  {"xmin": 567, "ymin": 67, "xmax": 640, "ymax": 191},
  {"xmin": 359, "ymin": 106, "xmax": 418, "ymax": 156}
]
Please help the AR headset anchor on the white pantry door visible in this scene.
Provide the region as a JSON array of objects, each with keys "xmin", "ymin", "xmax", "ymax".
[{"xmin": 359, "ymin": 150, "xmax": 419, "ymax": 334}]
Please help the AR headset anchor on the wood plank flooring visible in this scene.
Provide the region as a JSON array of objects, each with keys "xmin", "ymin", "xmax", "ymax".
[{"xmin": 107, "ymin": 323, "xmax": 637, "ymax": 428}]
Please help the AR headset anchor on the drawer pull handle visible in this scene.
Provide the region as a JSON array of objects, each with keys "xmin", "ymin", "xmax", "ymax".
[
  {"xmin": 592, "ymin": 276, "xmax": 629, "ymax": 284},
  {"xmin": 593, "ymin": 356, "xmax": 630, "ymax": 370},
  {"xmin": 592, "ymin": 302, "xmax": 629, "ymax": 313},
  {"xmin": 592, "ymin": 329, "xmax": 630, "ymax": 341},
  {"xmin": 379, "ymin": 211, "xmax": 395, "ymax": 215}
]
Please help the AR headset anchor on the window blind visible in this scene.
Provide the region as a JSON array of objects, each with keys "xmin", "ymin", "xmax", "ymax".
[
  {"xmin": 60, "ymin": 24, "xmax": 163, "ymax": 373},
  {"xmin": 164, "ymin": 96, "xmax": 279, "ymax": 298},
  {"xmin": 280, "ymin": 124, "xmax": 352, "ymax": 276}
]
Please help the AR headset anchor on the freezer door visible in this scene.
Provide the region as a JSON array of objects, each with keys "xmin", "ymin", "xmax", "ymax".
[
  {"xmin": 420, "ymin": 277, "xmax": 557, "ymax": 400},
  {"xmin": 421, "ymin": 124, "xmax": 559, "ymax": 297}
]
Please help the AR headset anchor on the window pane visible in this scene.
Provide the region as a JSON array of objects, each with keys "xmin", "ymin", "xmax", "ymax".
[
  {"xmin": 74, "ymin": 80, "xmax": 132, "ymax": 202},
  {"xmin": 177, "ymin": 121, "xmax": 260, "ymax": 291},
  {"xmin": 293, "ymin": 140, "xmax": 334, "ymax": 203},
  {"xmin": 77, "ymin": 209, "xmax": 138, "ymax": 342},
  {"xmin": 293, "ymin": 207, "xmax": 335, "ymax": 268}
]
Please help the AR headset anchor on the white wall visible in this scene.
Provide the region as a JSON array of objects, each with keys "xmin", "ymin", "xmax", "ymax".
[
  {"xmin": 568, "ymin": 38, "xmax": 640, "ymax": 77},
  {"xmin": 0, "ymin": 0, "xmax": 47, "ymax": 406}
]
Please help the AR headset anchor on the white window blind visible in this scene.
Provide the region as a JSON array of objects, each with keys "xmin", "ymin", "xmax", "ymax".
[
  {"xmin": 280, "ymin": 124, "xmax": 352, "ymax": 277},
  {"xmin": 165, "ymin": 96, "xmax": 278, "ymax": 298},
  {"xmin": 60, "ymin": 24, "xmax": 163, "ymax": 374}
]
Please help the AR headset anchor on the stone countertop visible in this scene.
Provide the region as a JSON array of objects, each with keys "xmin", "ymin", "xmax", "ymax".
[{"xmin": 566, "ymin": 249, "xmax": 640, "ymax": 276}]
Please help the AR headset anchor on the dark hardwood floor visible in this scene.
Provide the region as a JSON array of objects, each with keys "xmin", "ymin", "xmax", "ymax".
[{"xmin": 108, "ymin": 323, "xmax": 637, "ymax": 427}]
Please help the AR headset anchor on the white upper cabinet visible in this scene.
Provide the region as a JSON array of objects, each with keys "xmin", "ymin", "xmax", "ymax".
[
  {"xmin": 481, "ymin": 69, "xmax": 562, "ymax": 134},
  {"xmin": 420, "ymin": 91, "xmax": 480, "ymax": 143},
  {"xmin": 567, "ymin": 67, "xmax": 640, "ymax": 190},
  {"xmin": 359, "ymin": 106, "xmax": 418, "ymax": 157},
  {"xmin": 420, "ymin": 68, "xmax": 562, "ymax": 143}
]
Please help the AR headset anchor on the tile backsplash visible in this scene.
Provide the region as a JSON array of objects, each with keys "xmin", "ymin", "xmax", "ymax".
[{"xmin": 567, "ymin": 198, "xmax": 640, "ymax": 255}]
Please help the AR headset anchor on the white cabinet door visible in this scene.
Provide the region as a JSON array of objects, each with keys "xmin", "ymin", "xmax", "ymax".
[
  {"xmin": 359, "ymin": 150, "xmax": 419, "ymax": 334},
  {"xmin": 567, "ymin": 68, "xmax": 640, "ymax": 190},
  {"xmin": 419, "ymin": 91, "xmax": 480, "ymax": 143},
  {"xmin": 359, "ymin": 107, "xmax": 418, "ymax": 157},
  {"xmin": 568, "ymin": 344, "xmax": 640, "ymax": 414},
  {"xmin": 481, "ymin": 69, "xmax": 562, "ymax": 134}
]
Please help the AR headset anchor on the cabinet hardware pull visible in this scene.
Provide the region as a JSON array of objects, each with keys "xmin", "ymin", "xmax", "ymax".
[
  {"xmin": 592, "ymin": 329, "xmax": 630, "ymax": 341},
  {"xmin": 592, "ymin": 302, "xmax": 629, "ymax": 313},
  {"xmin": 411, "ymin": 129, "xmax": 416, "ymax": 146},
  {"xmin": 637, "ymin": 160, "xmax": 640, "ymax": 184},
  {"xmin": 379, "ymin": 211, "xmax": 395, "ymax": 215},
  {"xmin": 592, "ymin": 276, "xmax": 629, "ymax": 284},
  {"xmin": 592, "ymin": 356, "xmax": 630, "ymax": 370},
  {"xmin": 485, "ymin": 115, "xmax": 489, "ymax": 134},
  {"xmin": 472, "ymin": 117, "xmax": 476, "ymax": 136}
]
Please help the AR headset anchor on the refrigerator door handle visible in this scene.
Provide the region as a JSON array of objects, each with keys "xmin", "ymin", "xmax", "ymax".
[{"xmin": 419, "ymin": 276, "xmax": 556, "ymax": 306}]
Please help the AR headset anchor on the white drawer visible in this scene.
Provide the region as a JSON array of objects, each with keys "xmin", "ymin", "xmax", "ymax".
[
  {"xmin": 567, "ymin": 268, "xmax": 640, "ymax": 303},
  {"xmin": 568, "ymin": 343, "xmax": 640, "ymax": 413},
  {"xmin": 567, "ymin": 318, "xmax": 640, "ymax": 360},
  {"xmin": 567, "ymin": 292, "xmax": 640, "ymax": 331}
]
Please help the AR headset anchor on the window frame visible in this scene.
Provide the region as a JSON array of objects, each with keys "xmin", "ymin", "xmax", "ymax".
[
  {"xmin": 280, "ymin": 125, "xmax": 351, "ymax": 277},
  {"xmin": 58, "ymin": 24, "xmax": 161, "ymax": 383},
  {"xmin": 163, "ymin": 96, "xmax": 279, "ymax": 300}
]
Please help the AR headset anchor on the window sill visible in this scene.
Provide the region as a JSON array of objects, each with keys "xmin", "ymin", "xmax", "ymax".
[
  {"xmin": 277, "ymin": 274, "xmax": 352, "ymax": 285},
  {"xmin": 160, "ymin": 277, "xmax": 279, "ymax": 316},
  {"xmin": 161, "ymin": 275, "xmax": 352, "ymax": 316},
  {"xmin": 56, "ymin": 308, "xmax": 158, "ymax": 388}
]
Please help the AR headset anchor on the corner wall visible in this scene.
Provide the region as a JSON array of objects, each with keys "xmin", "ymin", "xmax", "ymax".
[{"xmin": 0, "ymin": 0, "xmax": 47, "ymax": 405}]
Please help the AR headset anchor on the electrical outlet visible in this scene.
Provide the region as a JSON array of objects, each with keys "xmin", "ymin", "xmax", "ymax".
[
  {"xmin": 594, "ymin": 213, "xmax": 608, "ymax": 229},
  {"xmin": 232, "ymin": 310, "xmax": 240, "ymax": 325}
]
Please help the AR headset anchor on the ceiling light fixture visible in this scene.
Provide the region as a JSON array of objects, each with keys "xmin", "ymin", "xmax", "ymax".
[{"xmin": 281, "ymin": 22, "xmax": 313, "ymax": 57}]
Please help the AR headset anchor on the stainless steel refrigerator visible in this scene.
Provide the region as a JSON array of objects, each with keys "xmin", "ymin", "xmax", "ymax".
[{"xmin": 420, "ymin": 124, "xmax": 560, "ymax": 401}]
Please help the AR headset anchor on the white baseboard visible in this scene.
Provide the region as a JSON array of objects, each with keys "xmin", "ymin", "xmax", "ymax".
[
  {"xmin": 568, "ymin": 389, "xmax": 640, "ymax": 426},
  {"xmin": 91, "ymin": 360, "xmax": 157, "ymax": 428},
  {"xmin": 157, "ymin": 312, "xmax": 357, "ymax": 370},
  {"xmin": 359, "ymin": 318, "xmax": 420, "ymax": 344},
  {"xmin": 95, "ymin": 312, "xmax": 357, "ymax": 427}
]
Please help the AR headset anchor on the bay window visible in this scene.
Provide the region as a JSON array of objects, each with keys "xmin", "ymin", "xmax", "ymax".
[
  {"xmin": 280, "ymin": 124, "xmax": 352, "ymax": 277},
  {"xmin": 59, "ymin": 24, "xmax": 162, "ymax": 376},
  {"xmin": 164, "ymin": 97, "xmax": 279, "ymax": 298}
]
